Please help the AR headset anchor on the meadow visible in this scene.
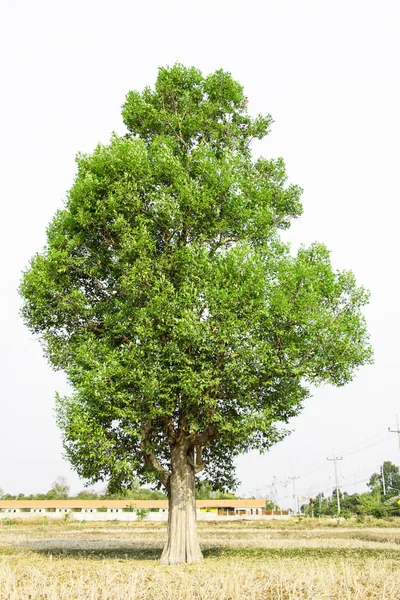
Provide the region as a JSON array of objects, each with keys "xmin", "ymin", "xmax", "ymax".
[{"xmin": 1, "ymin": 518, "xmax": 400, "ymax": 599}]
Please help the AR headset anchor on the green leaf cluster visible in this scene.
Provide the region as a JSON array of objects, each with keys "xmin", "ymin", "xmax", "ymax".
[{"xmin": 20, "ymin": 64, "xmax": 372, "ymax": 491}]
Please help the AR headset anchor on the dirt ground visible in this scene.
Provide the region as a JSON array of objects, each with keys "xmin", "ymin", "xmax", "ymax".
[{"xmin": 1, "ymin": 518, "xmax": 399, "ymax": 599}]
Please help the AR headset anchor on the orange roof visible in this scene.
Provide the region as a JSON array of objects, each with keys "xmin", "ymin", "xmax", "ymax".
[{"xmin": 0, "ymin": 499, "xmax": 265, "ymax": 509}]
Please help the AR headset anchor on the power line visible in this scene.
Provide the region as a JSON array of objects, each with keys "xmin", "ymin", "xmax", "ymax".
[
  {"xmin": 295, "ymin": 428, "xmax": 390, "ymax": 481},
  {"xmin": 297, "ymin": 462, "xmax": 331, "ymax": 479},
  {"xmin": 294, "ymin": 440, "xmax": 385, "ymax": 496},
  {"xmin": 340, "ymin": 466, "xmax": 373, "ymax": 484},
  {"xmin": 388, "ymin": 414, "xmax": 400, "ymax": 451},
  {"xmin": 295, "ymin": 441, "xmax": 388, "ymax": 496},
  {"xmin": 270, "ymin": 425, "xmax": 399, "ymax": 509},
  {"xmin": 337, "ymin": 428, "xmax": 388, "ymax": 456},
  {"xmin": 315, "ymin": 476, "xmax": 371, "ymax": 498},
  {"xmin": 341, "ymin": 434, "xmax": 390, "ymax": 458}
]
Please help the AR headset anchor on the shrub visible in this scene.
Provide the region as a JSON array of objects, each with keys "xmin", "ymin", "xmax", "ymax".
[
  {"xmin": 135, "ymin": 508, "xmax": 149, "ymax": 521},
  {"xmin": 356, "ymin": 515, "xmax": 365, "ymax": 523},
  {"xmin": 371, "ymin": 505, "xmax": 387, "ymax": 519}
]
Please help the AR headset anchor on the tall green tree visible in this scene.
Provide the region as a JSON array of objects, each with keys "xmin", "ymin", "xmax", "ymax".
[
  {"xmin": 20, "ymin": 64, "xmax": 372, "ymax": 564},
  {"xmin": 45, "ymin": 477, "xmax": 70, "ymax": 500},
  {"xmin": 368, "ymin": 461, "xmax": 400, "ymax": 498}
]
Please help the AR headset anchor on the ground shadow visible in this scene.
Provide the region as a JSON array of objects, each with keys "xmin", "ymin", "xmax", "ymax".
[
  {"xmin": 29, "ymin": 547, "xmax": 163, "ymax": 561},
  {"xmin": 23, "ymin": 545, "xmax": 400, "ymax": 562}
]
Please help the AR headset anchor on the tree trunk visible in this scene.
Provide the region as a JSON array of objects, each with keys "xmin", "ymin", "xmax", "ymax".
[{"xmin": 160, "ymin": 444, "xmax": 203, "ymax": 565}]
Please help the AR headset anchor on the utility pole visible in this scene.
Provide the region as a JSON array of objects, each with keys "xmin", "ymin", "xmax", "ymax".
[
  {"xmin": 381, "ymin": 464, "xmax": 386, "ymax": 496},
  {"xmin": 280, "ymin": 478, "xmax": 289, "ymax": 515},
  {"xmin": 388, "ymin": 414, "xmax": 400, "ymax": 451},
  {"xmin": 288, "ymin": 476, "xmax": 299, "ymax": 515},
  {"xmin": 327, "ymin": 453, "xmax": 343, "ymax": 515},
  {"xmin": 269, "ymin": 477, "xmax": 277, "ymax": 515}
]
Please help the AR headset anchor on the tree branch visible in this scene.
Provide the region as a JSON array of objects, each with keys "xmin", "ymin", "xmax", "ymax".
[
  {"xmin": 162, "ymin": 416, "xmax": 177, "ymax": 444},
  {"xmin": 210, "ymin": 236, "xmax": 239, "ymax": 256},
  {"xmin": 187, "ymin": 445, "xmax": 206, "ymax": 473},
  {"xmin": 161, "ymin": 94, "xmax": 188, "ymax": 150},
  {"xmin": 141, "ymin": 423, "xmax": 171, "ymax": 487},
  {"xmin": 186, "ymin": 424, "xmax": 218, "ymax": 446}
]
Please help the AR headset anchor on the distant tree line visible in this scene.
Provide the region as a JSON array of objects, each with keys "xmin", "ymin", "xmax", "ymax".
[
  {"xmin": 0, "ymin": 477, "xmax": 238, "ymax": 501},
  {"xmin": 0, "ymin": 476, "xmax": 166, "ymax": 501},
  {"xmin": 301, "ymin": 461, "xmax": 400, "ymax": 519},
  {"xmin": 3, "ymin": 462, "xmax": 398, "ymax": 517}
]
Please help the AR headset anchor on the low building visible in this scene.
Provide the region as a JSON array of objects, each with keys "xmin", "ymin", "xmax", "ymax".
[{"xmin": 0, "ymin": 499, "xmax": 289, "ymax": 520}]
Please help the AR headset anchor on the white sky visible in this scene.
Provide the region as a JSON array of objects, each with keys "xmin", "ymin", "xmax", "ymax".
[{"xmin": 1, "ymin": 0, "xmax": 400, "ymax": 505}]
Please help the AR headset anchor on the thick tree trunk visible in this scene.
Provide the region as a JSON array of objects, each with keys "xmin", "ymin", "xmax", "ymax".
[{"xmin": 160, "ymin": 444, "xmax": 203, "ymax": 565}]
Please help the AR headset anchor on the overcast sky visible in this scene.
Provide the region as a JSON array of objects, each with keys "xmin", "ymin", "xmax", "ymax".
[{"xmin": 1, "ymin": 0, "xmax": 400, "ymax": 506}]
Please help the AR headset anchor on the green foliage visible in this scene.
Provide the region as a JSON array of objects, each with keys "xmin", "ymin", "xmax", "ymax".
[
  {"xmin": 19, "ymin": 63, "xmax": 372, "ymax": 493},
  {"xmin": 45, "ymin": 477, "xmax": 70, "ymax": 500},
  {"xmin": 356, "ymin": 515, "xmax": 365, "ymax": 523},
  {"xmin": 306, "ymin": 463, "xmax": 400, "ymax": 519},
  {"xmin": 107, "ymin": 487, "xmax": 166, "ymax": 500},
  {"xmin": 356, "ymin": 493, "xmax": 381, "ymax": 516},
  {"xmin": 370, "ymin": 505, "xmax": 388, "ymax": 519},
  {"xmin": 1, "ymin": 477, "xmax": 72, "ymax": 501},
  {"xmin": 122, "ymin": 503, "xmax": 150, "ymax": 519},
  {"xmin": 195, "ymin": 480, "xmax": 213, "ymax": 499},
  {"xmin": 195, "ymin": 480, "xmax": 236, "ymax": 499},
  {"xmin": 368, "ymin": 461, "xmax": 400, "ymax": 499},
  {"xmin": 104, "ymin": 479, "xmax": 166, "ymax": 499},
  {"xmin": 134, "ymin": 508, "xmax": 149, "ymax": 521},
  {"xmin": 0, "ymin": 482, "xmax": 165, "ymax": 502},
  {"xmin": 76, "ymin": 490, "xmax": 100, "ymax": 499}
]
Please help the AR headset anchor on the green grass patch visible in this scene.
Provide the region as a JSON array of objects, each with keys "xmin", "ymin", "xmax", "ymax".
[{"xmin": 202, "ymin": 546, "xmax": 400, "ymax": 561}]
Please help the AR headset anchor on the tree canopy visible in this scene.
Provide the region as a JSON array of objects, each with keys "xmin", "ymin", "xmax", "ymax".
[{"xmin": 20, "ymin": 63, "xmax": 372, "ymax": 562}]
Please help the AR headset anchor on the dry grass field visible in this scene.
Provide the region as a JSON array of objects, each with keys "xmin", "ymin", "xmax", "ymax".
[{"xmin": 1, "ymin": 518, "xmax": 400, "ymax": 599}]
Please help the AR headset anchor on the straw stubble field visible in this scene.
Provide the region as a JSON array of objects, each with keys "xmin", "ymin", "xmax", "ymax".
[{"xmin": 1, "ymin": 518, "xmax": 400, "ymax": 599}]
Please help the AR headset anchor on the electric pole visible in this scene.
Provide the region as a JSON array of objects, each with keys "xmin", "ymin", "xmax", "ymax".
[
  {"xmin": 288, "ymin": 476, "xmax": 299, "ymax": 515},
  {"xmin": 388, "ymin": 414, "xmax": 400, "ymax": 451},
  {"xmin": 327, "ymin": 453, "xmax": 343, "ymax": 515},
  {"xmin": 279, "ymin": 478, "xmax": 289, "ymax": 515},
  {"xmin": 269, "ymin": 477, "xmax": 277, "ymax": 514},
  {"xmin": 381, "ymin": 463, "xmax": 386, "ymax": 496}
]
